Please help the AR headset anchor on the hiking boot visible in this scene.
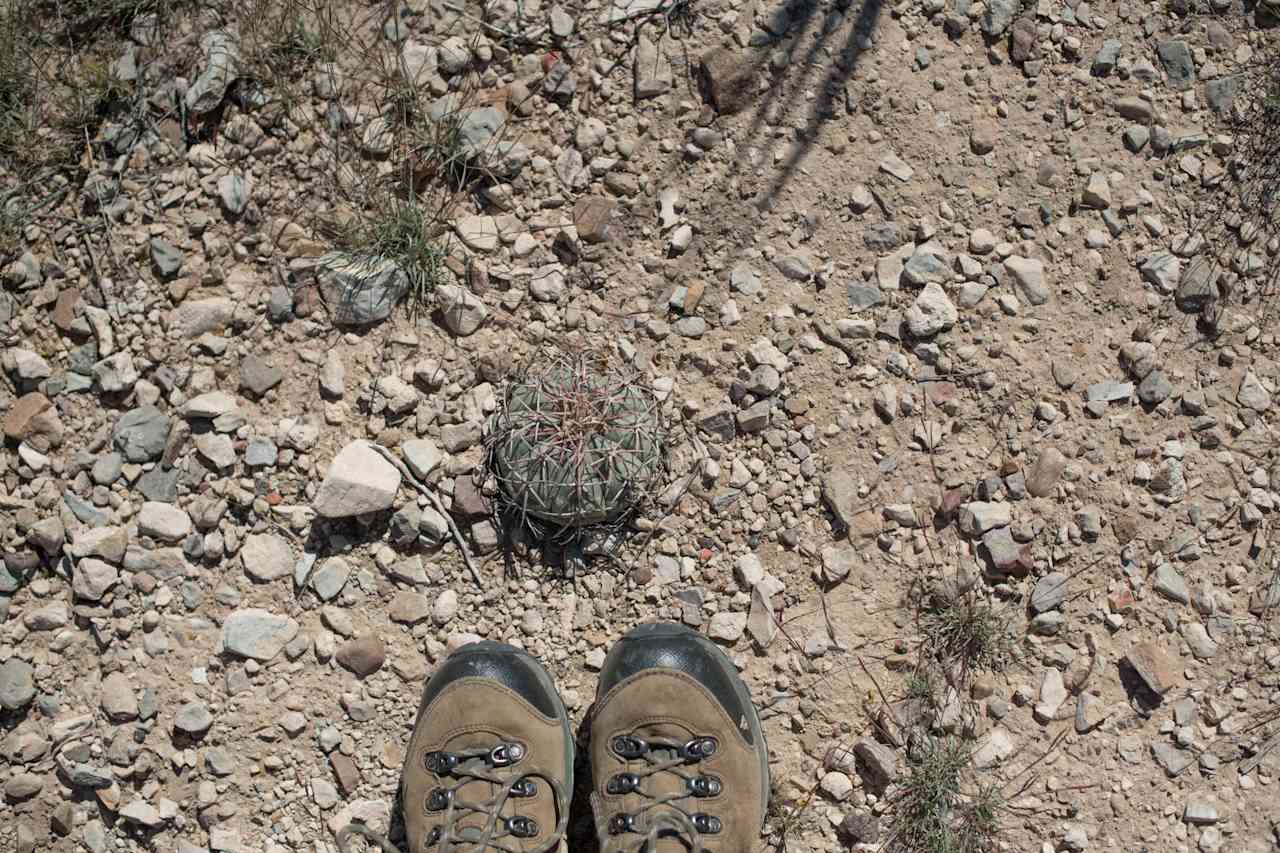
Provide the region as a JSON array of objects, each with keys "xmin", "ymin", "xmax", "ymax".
[
  {"xmin": 391, "ymin": 641, "xmax": 573, "ymax": 852},
  {"xmin": 590, "ymin": 622, "xmax": 769, "ymax": 853}
]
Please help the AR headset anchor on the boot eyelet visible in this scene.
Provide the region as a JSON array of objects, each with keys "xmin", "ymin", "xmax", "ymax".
[
  {"xmin": 606, "ymin": 773, "xmax": 641, "ymax": 795},
  {"xmin": 424, "ymin": 751, "xmax": 460, "ymax": 774},
  {"xmin": 612, "ymin": 736, "xmax": 648, "ymax": 758},
  {"xmin": 425, "ymin": 788, "xmax": 452, "ymax": 811},
  {"xmin": 490, "ymin": 742, "xmax": 525, "ymax": 766},
  {"xmin": 509, "ymin": 777, "xmax": 537, "ymax": 798},
  {"xmin": 687, "ymin": 775, "xmax": 722, "ymax": 797},
  {"xmin": 425, "ymin": 826, "xmax": 442, "ymax": 845},
  {"xmin": 692, "ymin": 814, "xmax": 722, "ymax": 834},
  {"xmin": 681, "ymin": 737, "xmax": 718, "ymax": 761},
  {"xmin": 608, "ymin": 813, "xmax": 637, "ymax": 835},
  {"xmin": 506, "ymin": 816, "xmax": 539, "ymax": 838}
]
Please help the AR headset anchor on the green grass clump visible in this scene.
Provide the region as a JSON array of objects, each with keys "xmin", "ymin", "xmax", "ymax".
[
  {"xmin": 328, "ymin": 192, "xmax": 450, "ymax": 319},
  {"xmin": 887, "ymin": 736, "xmax": 1004, "ymax": 853},
  {"xmin": 918, "ymin": 585, "xmax": 1018, "ymax": 676}
]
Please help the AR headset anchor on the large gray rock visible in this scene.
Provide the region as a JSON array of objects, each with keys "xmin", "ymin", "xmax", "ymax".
[
  {"xmin": 0, "ymin": 658, "xmax": 35, "ymax": 710},
  {"xmin": 1157, "ymin": 40, "xmax": 1195, "ymax": 90},
  {"xmin": 313, "ymin": 440, "xmax": 402, "ymax": 518},
  {"xmin": 113, "ymin": 406, "xmax": 170, "ymax": 462},
  {"xmin": 222, "ymin": 609, "xmax": 300, "ymax": 661},
  {"xmin": 318, "ymin": 255, "xmax": 409, "ymax": 326}
]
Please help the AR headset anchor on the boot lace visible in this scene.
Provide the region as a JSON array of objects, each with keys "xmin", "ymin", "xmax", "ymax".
[
  {"xmin": 336, "ymin": 742, "xmax": 568, "ymax": 853},
  {"xmin": 601, "ymin": 734, "xmax": 723, "ymax": 853}
]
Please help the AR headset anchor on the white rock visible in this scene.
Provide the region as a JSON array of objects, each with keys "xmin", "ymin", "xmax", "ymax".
[
  {"xmin": 313, "ymin": 440, "xmax": 402, "ymax": 518},
  {"xmin": 402, "ymin": 439, "xmax": 444, "ymax": 479},
  {"xmin": 904, "ymin": 282, "xmax": 958, "ymax": 337},
  {"xmin": 240, "ymin": 533, "xmax": 294, "ymax": 582},
  {"xmin": 137, "ymin": 502, "xmax": 192, "ymax": 542}
]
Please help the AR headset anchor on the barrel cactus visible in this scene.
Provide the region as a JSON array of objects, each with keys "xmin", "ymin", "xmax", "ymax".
[{"xmin": 485, "ymin": 350, "xmax": 665, "ymax": 534}]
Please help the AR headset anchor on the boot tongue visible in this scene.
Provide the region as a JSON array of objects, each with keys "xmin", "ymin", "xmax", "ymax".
[
  {"xmin": 442, "ymin": 732, "xmax": 521, "ymax": 851},
  {"xmin": 628, "ymin": 724, "xmax": 704, "ymax": 853}
]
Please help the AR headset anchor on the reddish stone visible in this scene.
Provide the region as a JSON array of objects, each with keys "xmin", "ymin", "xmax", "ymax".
[
  {"xmin": 4, "ymin": 392, "xmax": 63, "ymax": 446},
  {"xmin": 51, "ymin": 289, "xmax": 81, "ymax": 332}
]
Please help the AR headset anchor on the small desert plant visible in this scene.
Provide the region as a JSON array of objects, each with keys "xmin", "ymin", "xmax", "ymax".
[
  {"xmin": 917, "ymin": 582, "xmax": 1018, "ymax": 678},
  {"xmin": 1186, "ymin": 45, "xmax": 1280, "ymax": 326},
  {"xmin": 325, "ymin": 191, "xmax": 450, "ymax": 318},
  {"xmin": 485, "ymin": 348, "xmax": 667, "ymax": 542},
  {"xmin": 886, "ymin": 735, "xmax": 1004, "ymax": 853}
]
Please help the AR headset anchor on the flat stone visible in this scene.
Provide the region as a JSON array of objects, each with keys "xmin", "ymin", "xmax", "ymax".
[
  {"xmin": 1034, "ymin": 667, "xmax": 1067, "ymax": 722},
  {"xmin": 1152, "ymin": 742, "xmax": 1194, "ymax": 777},
  {"xmin": 574, "ymin": 196, "xmax": 616, "ymax": 244},
  {"xmin": 336, "ymin": 637, "xmax": 386, "ymax": 677},
  {"xmin": 1238, "ymin": 370, "xmax": 1271, "ymax": 412},
  {"xmin": 168, "ymin": 297, "xmax": 234, "ymax": 338},
  {"xmin": 1140, "ymin": 252, "xmax": 1181, "ymax": 293},
  {"xmin": 958, "ymin": 501, "xmax": 1011, "ymax": 535},
  {"xmin": 137, "ymin": 502, "xmax": 192, "ymax": 542},
  {"xmin": 195, "ymin": 432, "xmax": 236, "ymax": 469},
  {"xmin": 634, "ymin": 35, "xmax": 672, "ymax": 99},
  {"xmin": 1005, "ymin": 256, "xmax": 1049, "ymax": 305},
  {"xmin": 120, "ymin": 800, "xmax": 163, "ymax": 828},
  {"xmin": 113, "ymin": 406, "xmax": 170, "ymax": 462},
  {"xmin": 389, "ymin": 591, "xmax": 433, "ymax": 624},
  {"xmin": 222, "ymin": 609, "xmax": 300, "ymax": 661},
  {"xmin": 1030, "ymin": 572, "xmax": 1067, "ymax": 613},
  {"xmin": 1153, "ymin": 563, "xmax": 1190, "ymax": 604},
  {"xmin": 1125, "ymin": 641, "xmax": 1176, "ymax": 696},
  {"xmin": 1086, "ymin": 380, "xmax": 1133, "ymax": 403},
  {"xmin": 239, "ymin": 355, "xmax": 284, "ymax": 396},
  {"xmin": 5, "ymin": 392, "xmax": 64, "ymax": 445},
  {"xmin": 821, "ymin": 469, "xmax": 860, "ymax": 534},
  {"xmin": 313, "ymin": 440, "xmax": 401, "ymax": 518},
  {"xmin": 455, "ymin": 215, "xmax": 499, "ymax": 252},
  {"xmin": 1157, "ymin": 39, "xmax": 1195, "ymax": 90},
  {"xmin": 100, "ymin": 671, "xmax": 139, "ymax": 721},
  {"xmin": 182, "ymin": 391, "xmax": 239, "ymax": 419},
  {"xmin": 310, "ymin": 557, "xmax": 351, "ymax": 601},
  {"xmin": 0, "ymin": 658, "xmax": 35, "ymax": 710},
  {"xmin": 174, "ymin": 702, "xmax": 214, "ymax": 735},
  {"xmin": 707, "ymin": 611, "xmax": 747, "ymax": 643},
  {"xmin": 1184, "ymin": 799, "xmax": 1219, "ymax": 826},
  {"xmin": 981, "ymin": 526, "xmax": 1033, "ymax": 576}
]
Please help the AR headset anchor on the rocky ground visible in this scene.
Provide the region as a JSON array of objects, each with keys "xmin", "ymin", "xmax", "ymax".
[{"xmin": 3, "ymin": 0, "xmax": 1280, "ymax": 850}]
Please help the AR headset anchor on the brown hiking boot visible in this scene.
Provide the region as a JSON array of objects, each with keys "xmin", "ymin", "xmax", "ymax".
[
  {"xmin": 360, "ymin": 641, "xmax": 573, "ymax": 852},
  {"xmin": 590, "ymin": 622, "xmax": 769, "ymax": 853}
]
